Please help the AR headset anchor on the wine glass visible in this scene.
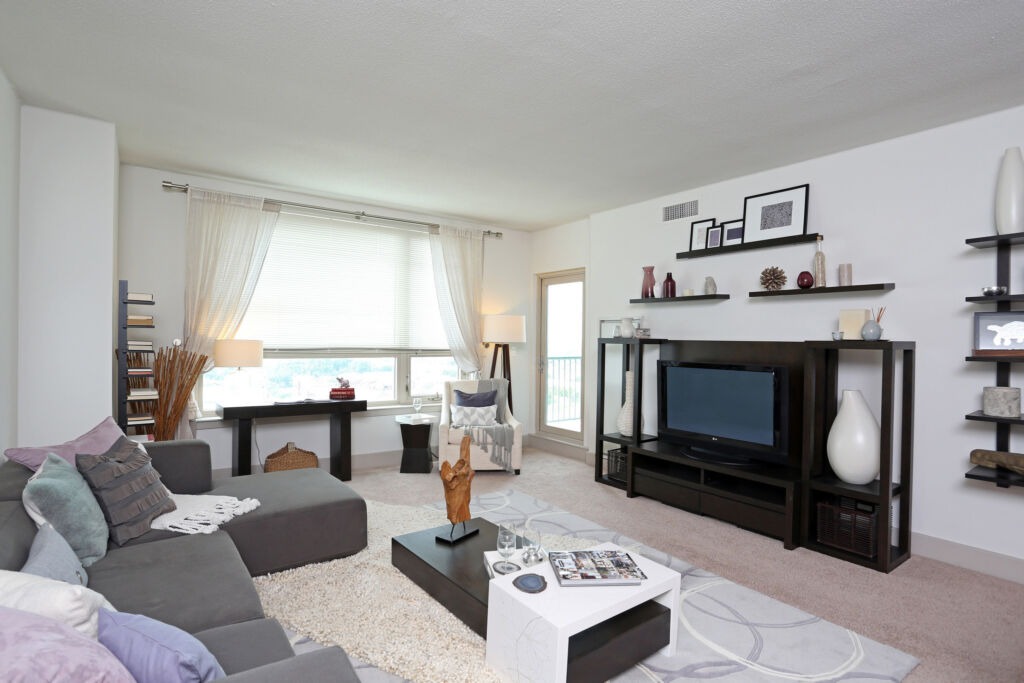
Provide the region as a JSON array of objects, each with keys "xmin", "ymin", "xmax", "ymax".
[
  {"xmin": 493, "ymin": 521, "xmax": 520, "ymax": 575},
  {"xmin": 521, "ymin": 526, "xmax": 544, "ymax": 565},
  {"xmin": 412, "ymin": 397, "xmax": 423, "ymax": 414}
]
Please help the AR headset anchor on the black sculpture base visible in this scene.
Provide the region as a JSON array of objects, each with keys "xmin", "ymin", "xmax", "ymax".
[{"xmin": 435, "ymin": 520, "xmax": 480, "ymax": 545}]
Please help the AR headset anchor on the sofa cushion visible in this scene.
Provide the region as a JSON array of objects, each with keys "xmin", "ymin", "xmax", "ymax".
[
  {"xmin": 22, "ymin": 453, "xmax": 109, "ymax": 567},
  {"xmin": 210, "ymin": 469, "xmax": 367, "ymax": 576},
  {"xmin": 0, "ymin": 458, "xmax": 34, "ymax": 501},
  {"xmin": 87, "ymin": 531, "xmax": 264, "ymax": 634},
  {"xmin": 21, "ymin": 523, "xmax": 88, "ymax": 586},
  {"xmin": 0, "ymin": 569, "xmax": 110, "ymax": 638},
  {"xmin": 0, "ymin": 606, "xmax": 134, "ymax": 683},
  {"xmin": 4, "ymin": 416, "xmax": 124, "ymax": 471},
  {"xmin": 0, "ymin": 500, "xmax": 37, "ymax": 571},
  {"xmin": 76, "ymin": 436, "xmax": 177, "ymax": 545},
  {"xmin": 98, "ymin": 608, "xmax": 226, "ymax": 683},
  {"xmin": 193, "ymin": 618, "xmax": 295, "ymax": 675}
]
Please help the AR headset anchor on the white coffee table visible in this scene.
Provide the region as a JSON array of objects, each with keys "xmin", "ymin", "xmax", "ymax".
[{"xmin": 485, "ymin": 542, "xmax": 679, "ymax": 682}]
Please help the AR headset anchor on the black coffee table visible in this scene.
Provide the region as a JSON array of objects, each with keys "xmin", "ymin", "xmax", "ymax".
[
  {"xmin": 391, "ymin": 518, "xmax": 496, "ymax": 637},
  {"xmin": 391, "ymin": 518, "xmax": 673, "ymax": 682}
]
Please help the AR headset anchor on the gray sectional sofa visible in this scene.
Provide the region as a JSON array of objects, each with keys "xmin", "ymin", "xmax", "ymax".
[{"xmin": 0, "ymin": 438, "xmax": 368, "ymax": 682}]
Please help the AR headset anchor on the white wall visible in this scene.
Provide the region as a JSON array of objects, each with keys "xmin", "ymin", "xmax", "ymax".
[
  {"xmin": 537, "ymin": 103, "xmax": 1024, "ymax": 572},
  {"xmin": 18, "ymin": 107, "xmax": 118, "ymax": 444},
  {"xmin": 0, "ymin": 69, "xmax": 19, "ymax": 450},
  {"xmin": 118, "ymin": 164, "xmax": 531, "ymax": 471}
]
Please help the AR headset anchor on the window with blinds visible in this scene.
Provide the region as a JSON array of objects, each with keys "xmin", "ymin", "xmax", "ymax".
[{"xmin": 200, "ymin": 208, "xmax": 457, "ymax": 412}]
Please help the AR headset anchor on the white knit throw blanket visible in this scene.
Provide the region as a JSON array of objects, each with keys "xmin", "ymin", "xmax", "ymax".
[{"xmin": 151, "ymin": 494, "xmax": 261, "ymax": 535}]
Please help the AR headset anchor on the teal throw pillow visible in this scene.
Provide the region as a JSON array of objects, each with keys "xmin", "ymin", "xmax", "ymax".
[
  {"xmin": 22, "ymin": 454, "xmax": 108, "ymax": 567},
  {"xmin": 21, "ymin": 523, "xmax": 88, "ymax": 586}
]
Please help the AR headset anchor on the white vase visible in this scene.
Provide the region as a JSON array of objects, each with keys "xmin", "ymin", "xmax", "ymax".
[
  {"xmin": 616, "ymin": 370, "xmax": 636, "ymax": 436},
  {"xmin": 619, "ymin": 317, "xmax": 635, "ymax": 339},
  {"xmin": 995, "ymin": 147, "xmax": 1024, "ymax": 235},
  {"xmin": 826, "ymin": 389, "xmax": 880, "ymax": 485}
]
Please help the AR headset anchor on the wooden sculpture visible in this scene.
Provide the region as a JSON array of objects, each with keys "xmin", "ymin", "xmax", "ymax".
[{"xmin": 438, "ymin": 435, "xmax": 478, "ymax": 543}]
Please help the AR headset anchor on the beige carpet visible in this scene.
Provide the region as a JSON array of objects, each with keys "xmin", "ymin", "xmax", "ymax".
[{"xmin": 345, "ymin": 448, "xmax": 1024, "ymax": 683}]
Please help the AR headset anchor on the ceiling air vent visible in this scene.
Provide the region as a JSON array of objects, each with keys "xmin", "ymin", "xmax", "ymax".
[{"xmin": 663, "ymin": 200, "xmax": 698, "ymax": 222}]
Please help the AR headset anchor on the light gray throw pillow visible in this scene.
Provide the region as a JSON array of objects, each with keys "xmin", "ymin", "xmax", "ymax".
[
  {"xmin": 21, "ymin": 523, "xmax": 88, "ymax": 586},
  {"xmin": 22, "ymin": 453, "xmax": 108, "ymax": 567},
  {"xmin": 76, "ymin": 436, "xmax": 176, "ymax": 546}
]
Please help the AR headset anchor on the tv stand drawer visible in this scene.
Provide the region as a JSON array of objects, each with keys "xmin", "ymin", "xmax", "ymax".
[
  {"xmin": 701, "ymin": 492, "xmax": 787, "ymax": 541},
  {"xmin": 633, "ymin": 471, "xmax": 699, "ymax": 513}
]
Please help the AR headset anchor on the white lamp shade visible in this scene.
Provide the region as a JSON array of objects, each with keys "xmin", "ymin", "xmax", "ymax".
[
  {"xmin": 213, "ymin": 339, "xmax": 264, "ymax": 368},
  {"xmin": 482, "ymin": 315, "xmax": 526, "ymax": 344}
]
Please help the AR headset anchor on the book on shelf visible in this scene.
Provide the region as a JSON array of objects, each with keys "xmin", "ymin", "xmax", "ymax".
[
  {"xmin": 126, "ymin": 413, "xmax": 154, "ymax": 424},
  {"xmin": 127, "ymin": 341, "xmax": 153, "ymax": 350},
  {"xmin": 127, "ymin": 368, "xmax": 154, "ymax": 376},
  {"xmin": 547, "ymin": 550, "xmax": 647, "ymax": 586},
  {"xmin": 127, "ymin": 314, "xmax": 154, "ymax": 325},
  {"xmin": 128, "ymin": 390, "xmax": 158, "ymax": 400},
  {"xmin": 127, "ymin": 292, "xmax": 154, "ymax": 302}
]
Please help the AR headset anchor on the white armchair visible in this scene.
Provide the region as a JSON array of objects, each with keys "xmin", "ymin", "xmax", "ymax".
[{"xmin": 438, "ymin": 378, "xmax": 522, "ymax": 474}]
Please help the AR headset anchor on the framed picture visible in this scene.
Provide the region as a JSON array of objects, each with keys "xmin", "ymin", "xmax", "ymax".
[
  {"xmin": 720, "ymin": 219, "xmax": 744, "ymax": 246},
  {"xmin": 705, "ymin": 226, "xmax": 723, "ymax": 249},
  {"xmin": 599, "ymin": 318, "xmax": 621, "ymax": 339},
  {"xmin": 973, "ymin": 312, "xmax": 1024, "ymax": 351},
  {"xmin": 741, "ymin": 184, "xmax": 809, "ymax": 243},
  {"xmin": 690, "ymin": 218, "xmax": 716, "ymax": 251}
]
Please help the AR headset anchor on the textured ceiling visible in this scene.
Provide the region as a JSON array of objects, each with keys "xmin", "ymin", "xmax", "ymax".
[{"xmin": 2, "ymin": 1, "xmax": 1024, "ymax": 230}]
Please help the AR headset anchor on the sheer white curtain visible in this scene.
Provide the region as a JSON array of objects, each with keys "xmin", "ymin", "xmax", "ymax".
[
  {"xmin": 184, "ymin": 189, "xmax": 278, "ymax": 362},
  {"xmin": 429, "ymin": 225, "xmax": 484, "ymax": 375}
]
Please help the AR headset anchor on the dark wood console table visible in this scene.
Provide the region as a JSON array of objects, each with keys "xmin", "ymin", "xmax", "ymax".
[{"xmin": 217, "ymin": 400, "xmax": 367, "ymax": 480}]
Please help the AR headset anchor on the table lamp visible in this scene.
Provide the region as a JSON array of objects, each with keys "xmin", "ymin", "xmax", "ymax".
[
  {"xmin": 482, "ymin": 314, "xmax": 526, "ymax": 414},
  {"xmin": 213, "ymin": 339, "xmax": 264, "ymax": 369}
]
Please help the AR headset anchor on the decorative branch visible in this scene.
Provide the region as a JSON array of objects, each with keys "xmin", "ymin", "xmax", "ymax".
[{"xmin": 153, "ymin": 341, "xmax": 208, "ymax": 441}]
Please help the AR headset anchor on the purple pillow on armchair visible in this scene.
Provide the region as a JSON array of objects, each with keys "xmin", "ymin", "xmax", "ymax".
[{"xmin": 453, "ymin": 389, "xmax": 497, "ymax": 407}]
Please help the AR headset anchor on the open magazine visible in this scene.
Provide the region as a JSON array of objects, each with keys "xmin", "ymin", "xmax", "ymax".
[{"xmin": 547, "ymin": 550, "xmax": 647, "ymax": 586}]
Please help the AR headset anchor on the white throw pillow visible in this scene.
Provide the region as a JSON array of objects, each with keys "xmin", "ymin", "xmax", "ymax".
[
  {"xmin": 0, "ymin": 569, "xmax": 111, "ymax": 639},
  {"xmin": 451, "ymin": 404, "xmax": 498, "ymax": 426}
]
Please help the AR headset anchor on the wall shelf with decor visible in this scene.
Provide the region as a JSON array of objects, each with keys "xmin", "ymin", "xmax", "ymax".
[
  {"xmin": 595, "ymin": 337, "xmax": 665, "ymax": 490},
  {"xmin": 749, "ymin": 283, "xmax": 895, "ymax": 298},
  {"xmin": 676, "ymin": 233, "xmax": 820, "ymax": 260},
  {"xmin": 801, "ymin": 339, "xmax": 915, "ymax": 572},
  {"xmin": 116, "ymin": 279, "xmax": 157, "ymax": 440},
  {"xmin": 963, "ymin": 231, "xmax": 1024, "ymax": 488},
  {"xmin": 628, "ymin": 294, "xmax": 730, "ymax": 304}
]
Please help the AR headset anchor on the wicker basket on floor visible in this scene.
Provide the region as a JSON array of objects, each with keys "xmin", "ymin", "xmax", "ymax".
[{"xmin": 264, "ymin": 442, "xmax": 318, "ymax": 472}]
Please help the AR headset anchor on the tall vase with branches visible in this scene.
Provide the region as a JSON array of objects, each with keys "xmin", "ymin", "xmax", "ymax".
[{"xmin": 153, "ymin": 340, "xmax": 208, "ymax": 441}]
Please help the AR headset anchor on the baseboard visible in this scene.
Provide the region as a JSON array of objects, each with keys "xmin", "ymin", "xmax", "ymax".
[
  {"xmin": 912, "ymin": 531, "xmax": 1024, "ymax": 584},
  {"xmin": 526, "ymin": 434, "xmax": 587, "ymax": 461}
]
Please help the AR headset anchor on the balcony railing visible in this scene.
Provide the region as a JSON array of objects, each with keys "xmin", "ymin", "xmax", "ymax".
[{"xmin": 546, "ymin": 355, "xmax": 582, "ymax": 430}]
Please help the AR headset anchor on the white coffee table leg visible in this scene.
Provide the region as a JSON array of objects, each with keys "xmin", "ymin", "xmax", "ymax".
[{"xmin": 487, "ymin": 585, "xmax": 565, "ymax": 682}]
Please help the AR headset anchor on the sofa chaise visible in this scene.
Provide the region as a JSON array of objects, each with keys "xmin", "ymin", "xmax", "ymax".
[{"xmin": 0, "ymin": 438, "xmax": 368, "ymax": 681}]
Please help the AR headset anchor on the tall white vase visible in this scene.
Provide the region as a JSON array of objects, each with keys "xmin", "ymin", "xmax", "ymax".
[
  {"xmin": 826, "ymin": 389, "xmax": 880, "ymax": 485},
  {"xmin": 995, "ymin": 146, "xmax": 1024, "ymax": 235},
  {"xmin": 616, "ymin": 370, "xmax": 636, "ymax": 436}
]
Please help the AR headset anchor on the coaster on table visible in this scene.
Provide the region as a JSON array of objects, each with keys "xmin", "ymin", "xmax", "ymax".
[{"xmin": 513, "ymin": 573, "xmax": 547, "ymax": 593}]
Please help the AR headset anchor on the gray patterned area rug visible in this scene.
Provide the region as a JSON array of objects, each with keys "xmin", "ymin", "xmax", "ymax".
[{"xmin": 257, "ymin": 489, "xmax": 918, "ymax": 682}]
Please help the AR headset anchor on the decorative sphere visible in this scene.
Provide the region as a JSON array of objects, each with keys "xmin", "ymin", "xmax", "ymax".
[{"xmin": 797, "ymin": 271, "xmax": 814, "ymax": 289}]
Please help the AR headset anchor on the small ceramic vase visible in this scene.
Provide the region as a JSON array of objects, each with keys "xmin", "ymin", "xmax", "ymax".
[
  {"xmin": 704, "ymin": 276, "xmax": 717, "ymax": 295},
  {"xmin": 860, "ymin": 319, "xmax": 882, "ymax": 341},
  {"xmin": 641, "ymin": 266, "xmax": 656, "ymax": 298},
  {"xmin": 797, "ymin": 271, "xmax": 814, "ymax": 289}
]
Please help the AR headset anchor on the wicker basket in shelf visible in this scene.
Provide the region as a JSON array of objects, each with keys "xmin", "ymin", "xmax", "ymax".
[
  {"xmin": 816, "ymin": 497, "xmax": 878, "ymax": 559},
  {"xmin": 264, "ymin": 442, "xmax": 319, "ymax": 473}
]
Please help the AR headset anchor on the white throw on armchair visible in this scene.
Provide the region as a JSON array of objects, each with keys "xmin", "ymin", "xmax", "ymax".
[{"xmin": 438, "ymin": 379, "xmax": 523, "ymax": 474}]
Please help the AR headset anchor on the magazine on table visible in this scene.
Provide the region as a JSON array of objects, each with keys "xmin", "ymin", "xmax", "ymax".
[{"xmin": 547, "ymin": 549, "xmax": 647, "ymax": 586}]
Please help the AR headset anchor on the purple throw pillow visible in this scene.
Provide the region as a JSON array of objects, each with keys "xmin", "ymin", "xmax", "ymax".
[
  {"xmin": 453, "ymin": 389, "xmax": 497, "ymax": 407},
  {"xmin": 98, "ymin": 608, "xmax": 226, "ymax": 682},
  {"xmin": 4, "ymin": 417, "xmax": 125, "ymax": 471},
  {"xmin": 0, "ymin": 606, "xmax": 134, "ymax": 682}
]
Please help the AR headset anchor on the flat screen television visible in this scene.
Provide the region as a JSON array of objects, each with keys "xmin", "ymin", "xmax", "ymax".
[{"xmin": 657, "ymin": 360, "xmax": 789, "ymax": 466}]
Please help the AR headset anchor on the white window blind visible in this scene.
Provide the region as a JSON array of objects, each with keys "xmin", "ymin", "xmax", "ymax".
[{"xmin": 235, "ymin": 209, "xmax": 448, "ymax": 350}]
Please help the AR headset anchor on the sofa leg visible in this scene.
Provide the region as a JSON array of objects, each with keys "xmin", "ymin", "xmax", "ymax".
[{"xmin": 514, "ymin": 469, "xmax": 520, "ymax": 475}]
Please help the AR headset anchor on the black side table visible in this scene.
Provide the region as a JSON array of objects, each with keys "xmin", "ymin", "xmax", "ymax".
[{"xmin": 396, "ymin": 414, "xmax": 435, "ymax": 473}]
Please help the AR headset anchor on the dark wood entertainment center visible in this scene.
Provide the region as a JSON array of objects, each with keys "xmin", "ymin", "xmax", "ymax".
[{"xmin": 598, "ymin": 338, "xmax": 915, "ymax": 572}]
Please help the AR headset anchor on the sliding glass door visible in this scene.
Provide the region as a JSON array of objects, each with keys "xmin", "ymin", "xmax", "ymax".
[{"xmin": 537, "ymin": 269, "xmax": 584, "ymax": 442}]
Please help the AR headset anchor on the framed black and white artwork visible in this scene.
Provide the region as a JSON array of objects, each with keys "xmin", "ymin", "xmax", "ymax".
[
  {"xmin": 705, "ymin": 226, "xmax": 723, "ymax": 249},
  {"xmin": 974, "ymin": 312, "xmax": 1024, "ymax": 352},
  {"xmin": 690, "ymin": 218, "xmax": 716, "ymax": 251},
  {"xmin": 742, "ymin": 184, "xmax": 809, "ymax": 243},
  {"xmin": 720, "ymin": 219, "xmax": 744, "ymax": 246}
]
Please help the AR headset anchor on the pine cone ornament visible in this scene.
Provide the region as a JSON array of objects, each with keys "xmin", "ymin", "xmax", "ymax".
[{"xmin": 760, "ymin": 266, "xmax": 787, "ymax": 291}]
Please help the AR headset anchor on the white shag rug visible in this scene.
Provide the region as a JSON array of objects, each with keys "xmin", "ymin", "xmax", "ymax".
[{"xmin": 254, "ymin": 500, "xmax": 594, "ymax": 683}]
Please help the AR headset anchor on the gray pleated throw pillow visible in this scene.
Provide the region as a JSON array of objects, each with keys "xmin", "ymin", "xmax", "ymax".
[{"xmin": 76, "ymin": 437, "xmax": 176, "ymax": 546}]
